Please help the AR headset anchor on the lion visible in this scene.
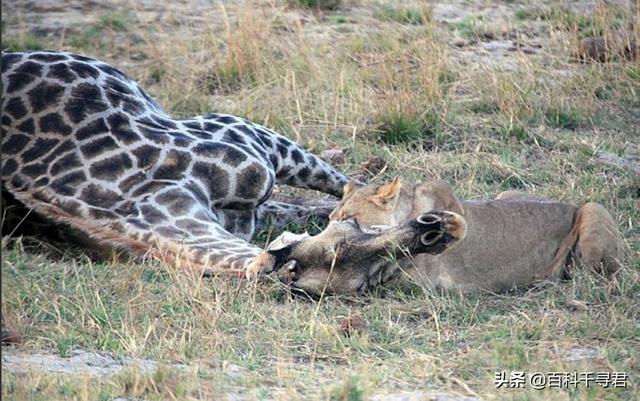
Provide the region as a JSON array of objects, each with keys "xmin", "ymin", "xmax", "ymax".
[{"xmin": 252, "ymin": 178, "xmax": 625, "ymax": 295}]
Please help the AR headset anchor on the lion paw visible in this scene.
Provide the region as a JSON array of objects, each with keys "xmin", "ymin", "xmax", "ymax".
[
  {"xmin": 245, "ymin": 252, "xmax": 276, "ymax": 280},
  {"xmin": 415, "ymin": 210, "xmax": 467, "ymax": 254}
]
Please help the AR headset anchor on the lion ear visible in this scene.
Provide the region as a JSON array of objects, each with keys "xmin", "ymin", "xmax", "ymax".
[
  {"xmin": 343, "ymin": 181, "xmax": 359, "ymax": 198},
  {"xmin": 371, "ymin": 177, "xmax": 401, "ymax": 207}
]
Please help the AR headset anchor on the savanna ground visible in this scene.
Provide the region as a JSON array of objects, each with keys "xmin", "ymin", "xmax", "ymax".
[{"xmin": 1, "ymin": 0, "xmax": 639, "ymax": 400}]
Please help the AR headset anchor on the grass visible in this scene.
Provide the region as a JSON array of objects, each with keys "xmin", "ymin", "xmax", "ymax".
[
  {"xmin": 2, "ymin": 0, "xmax": 639, "ymax": 400},
  {"xmin": 289, "ymin": 0, "xmax": 341, "ymax": 10},
  {"xmin": 375, "ymin": 5, "xmax": 429, "ymax": 25},
  {"xmin": 1, "ymin": 34, "xmax": 44, "ymax": 52}
]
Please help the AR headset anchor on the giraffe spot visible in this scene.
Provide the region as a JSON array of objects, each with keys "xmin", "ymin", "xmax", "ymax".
[
  {"xmin": 132, "ymin": 144, "xmax": 160, "ymax": 170},
  {"xmin": 203, "ymin": 122, "xmax": 225, "ymax": 132},
  {"xmin": 39, "ymin": 113, "xmax": 72, "ymax": 135},
  {"xmin": 10, "ymin": 174, "xmax": 27, "ymax": 189},
  {"xmin": 16, "ymin": 119, "xmax": 35, "ymax": 135},
  {"xmin": 314, "ymin": 170, "xmax": 330, "ymax": 183},
  {"xmin": 21, "ymin": 162, "xmax": 48, "ymax": 178},
  {"xmin": 50, "ymin": 151, "xmax": 82, "ymax": 176},
  {"xmin": 127, "ymin": 218, "xmax": 150, "ymax": 230},
  {"xmin": 172, "ymin": 133, "xmax": 191, "ymax": 147},
  {"xmin": 151, "ymin": 115, "xmax": 176, "ymax": 129},
  {"xmin": 4, "ymin": 97, "xmax": 28, "ymax": 120},
  {"xmin": 155, "ymin": 225, "xmax": 188, "ymax": 239},
  {"xmin": 47, "ymin": 63, "xmax": 78, "ymax": 83},
  {"xmin": 68, "ymin": 62, "xmax": 99, "ymax": 79},
  {"xmin": 80, "ymin": 184, "xmax": 123, "ymax": 208},
  {"xmin": 223, "ymin": 129, "xmax": 246, "ymax": 144},
  {"xmin": 105, "ymin": 91, "xmax": 145, "ymax": 116},
  {"xmin": 29, "ymin": 53, "xmax": 69, "ymax": 62},
  {"xmin": 1, "ymin": 159, "xmax": 18, "ymax": 176},
  {"xmin": 34, "ymin": 177, "xmax": 49, "ymax": 187},
  {"xmin": 192, "ymin": 142, "xmax": 222, "ymax": 158},
  {"xmin": 65, "ymin": 83, "xmax": 109, "ymax": 124},
  {"xmin": 42, "ymin": 140, "xmax": 75, "ymax": 164},
  {"xmin": 1, "ymin": 53, "xmax": 23, "ymax": 74},
  {"xmin": 277, "ymin": 143, "xmax": 288, "ymax": 159},
  {"xmin": 76, "ymin": 117, "xmax": 108, "ymax": 140},
  {"xmin": 193, "ymin": 142, "xmax": 247, "ymax": 167},
  {"xmin": 230, "ymin": 125, "xmax": 255, "ymax": 142},
  {"xmin": 153, "ymin": 150, "xmax": 191, "ymax": 181},
  {"xmin": 89, "ymin": 208, "xmax": 118, "ymax": 220},
  {"xmin": 2, "ymin": 134, "xmax": 30, "ymax": 154},
  {"xmin": 114, "ymin": 201, "xmax": 138, "ymax": 217},
  {"xmin": 50, "ymin": 170, "xmax": 86, "ymax": 196},
  {"xmin": 89, "ymin": 153, "xmax": 133, "ymax": 180},
  {"xmin": 140, "ymin": 205, "xmax": 167, "ymax": 225},
  {"xmin": 297, "ymin": 167, "xmax": 311, "ymax": 180},
  {"xmin": 106, "ymin": 112, "xmax": 139, "ymax": 143},
  {"xmin": 96, "ymin": 64, "xmax": 128, "ymax": 80},
  {"xmin": 235, "ymin": 162, "xmax": 272, "ymax": 202},
  {"xmin": 21, "ymin": 137, "xmax": 59, "ymax": 163},
  {"xmin": 104, "ymin": 77, "xmax": 134, "ymax": 95},
  {"xmin": 255, "ymin": 128, "xmax": 274, "ymax": 147},
  {"xmin": 122, "ymin": 98, "xmax": 145, "ymax": 115},
  {"xmin": 7, "ymin": 61, "xmax": 42, "ymax": 93},
  {"xmin": 269, "ymin": 154, "xmax": 278, "ymax": 169},
  {"xmin": 132, "ymin": 181, "xmax": 171, "ymax": 197},
  {"xmin": 138, "ymin": 126, "xmax": 169, "ymax": 145},
  {"xmin": 1, "ymin": 115, "xmax": 11, "ymax": 126},
  {"xmin": 27, "ymin": 82, "xmax": 66, "ymax": 114},
  {"xmin": 184, "ymin": 181, "xmax": 209, "ymax": 206},
  {"xmin": 71, "ymin": 54, "xmax": 95, "ymax": 62},
  {"xmin": 156, "ymin": 190, "xmax": 197, "ymax": 215},
  {"xmin": 192, "ymin": 161, "xmax": 230, "ymax": 201},
  {"xmin": 187, "ymin": 129, "xmax": 212, "ymax": 140},
  {"xmin": 183, "ymin": 121, "xmax": 202, "ymax": 130},
  {"xmin": 276, "ymin": 166, "xmax": 292, "ymax": 179},
  {"xmin": 215, "ymin": 115, "xmax": 237, "ymax": 124},
  {"xmin": 118, "ymin": 172, "xmax": 147, "ymax": 193},
  {"xmin": 291, "ymin": 148, "xmax": 305, "ymax": 164},
  {"xmin": 80, "ymin": 135, "xmax": 118, "ymax": 158},
  {"xmin": 138, "ymin": 117, "xmax": 167, "ymax": 130},
  {"xmin": 175, "ymin": 219, "xmax": 210, "ymax": 236}
]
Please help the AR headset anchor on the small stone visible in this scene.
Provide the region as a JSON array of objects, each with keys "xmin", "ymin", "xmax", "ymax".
[
  {"xmin": 321, "ymin": 147, "xmax": 351, "ymax": 166},
  {"xmin": 1, "ymin": 328, "xmax": 22, "ymax": 346},
  {"xmin": 359, "ymin": 155, "xmax": 387, "ymax": 177}
]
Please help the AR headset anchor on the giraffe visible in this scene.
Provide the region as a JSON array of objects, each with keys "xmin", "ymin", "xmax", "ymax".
[{"xmin": 1, "ymin": 51, "xmax": 349, "ymax": 276}]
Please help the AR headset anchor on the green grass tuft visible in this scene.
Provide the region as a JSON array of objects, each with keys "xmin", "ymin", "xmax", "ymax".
[
  {"xmin": 1, "ymin": 35, "xmax": 45, "ymax": 51},
  {"xmin": 289, "ymin": 0, "xmax": 341, "ymax": 10},
  {"xmin": 375, "ymin": 111, "xmax": 442, "ymax": 146},
  {"xmin": 375, "ymin": 5, "xmax": 429, "ymax": 25},
  {"xmin": 545, "ymin": 107, "xmax": 583, "ymax": 129}
]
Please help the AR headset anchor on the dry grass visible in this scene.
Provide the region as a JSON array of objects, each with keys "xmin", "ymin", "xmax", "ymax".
[{"xmin": 2, "ymin": 0, "xmax": 639, "ymax": 400}]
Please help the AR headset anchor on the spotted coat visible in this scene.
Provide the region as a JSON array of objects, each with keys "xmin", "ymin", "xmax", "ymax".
[{"xmin": 1, "ymin": 51, "xmax": 349, "ymax": 274}]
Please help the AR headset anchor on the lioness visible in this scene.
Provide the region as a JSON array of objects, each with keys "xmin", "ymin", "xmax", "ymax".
[
  {"xmin": 254, "ymin": 178, "xmax": 625, "ymax": 295},
  {"xmin": 326, "ymin": 178, "xmax": 625, "ymax": 293}
]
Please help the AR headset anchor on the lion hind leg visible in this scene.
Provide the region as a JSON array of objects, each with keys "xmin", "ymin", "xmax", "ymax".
[{"xmin": 572, "ymin": 202, "xmax": 625, "ymax": 276}]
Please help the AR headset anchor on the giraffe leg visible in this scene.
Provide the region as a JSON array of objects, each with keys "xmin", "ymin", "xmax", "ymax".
[
  {"xmin": 570, "ymin": 202, "xmax": 625, "ymax": 276},
  {"xmin": 255, "ymin": 200, "xmax": 336, "ymax": 231}
]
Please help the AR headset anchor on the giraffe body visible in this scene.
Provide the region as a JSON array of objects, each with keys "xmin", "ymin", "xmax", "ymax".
[{"xmin": 1, "ymin": 51, "xmax": 348, "ymax": 274}]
